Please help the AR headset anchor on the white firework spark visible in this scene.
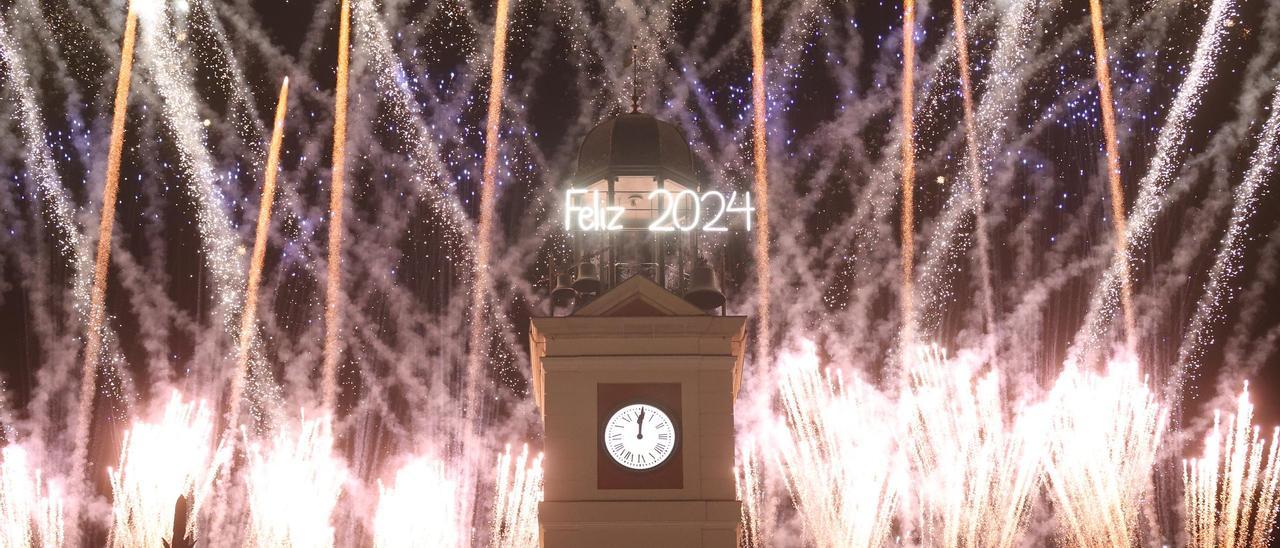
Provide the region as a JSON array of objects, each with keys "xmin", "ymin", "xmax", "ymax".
[
  {"xmin": 107, "ymin": 392, "xmax": 230, "ymax": 548},
  {"xmin": 1183, "ymin": 386, "xmax": 1280, "ymax": 548},
  {"xmin": 244, "ymin": 415, "xmax": 347, "ymax": 548},
  {"xmin": 373, "ymin": 456, "xmax": 463, "ymax": 548},
  {"xmin": 489, "ymin": 444, "xmax": 542, "ymax": 548},
  {"xmin": 0, "ymin": 445, "xmax": 64, "ymax": 548}
]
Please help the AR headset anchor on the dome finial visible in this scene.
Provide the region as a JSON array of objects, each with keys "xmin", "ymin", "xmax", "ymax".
[{"xmin": 630, "ymin": 43, "xmax": 640, "ymax": 113}]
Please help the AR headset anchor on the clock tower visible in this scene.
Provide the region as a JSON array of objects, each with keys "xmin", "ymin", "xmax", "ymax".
[{"xmin": 531, "ymin": 112, "xmax": 748, "ymax": 547}]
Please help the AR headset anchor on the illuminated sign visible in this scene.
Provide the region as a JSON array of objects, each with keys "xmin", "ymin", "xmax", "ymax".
[{"xmin": 564, "ymin": 189, "xmax": 754, "ymax": 232}]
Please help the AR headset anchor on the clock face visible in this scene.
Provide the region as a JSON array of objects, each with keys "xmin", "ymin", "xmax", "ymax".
[{"xmin": 603, "ymin": 403, "xmax": 677, "ymax": 470}]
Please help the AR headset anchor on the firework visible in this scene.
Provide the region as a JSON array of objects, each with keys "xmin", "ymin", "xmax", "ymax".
[
  {"xmin": 948, "ymin": 0, "xmax": 995, "ymax": 338},
  {"xmin": 72, "ymin": 0, "xmax": 138, "ymax": 500},
  {"xmin": 0, "ymin": 445, "xmax": 64, "ymax": 547},
  {"xmin": 1043, "ymin": 356, "xmax": 1168, "ymax": 547},
  {"xmin": 750, "ymin": 0, "xmax": 772, "ymax": 365},
  {"xmin": 735, "ymin": 439, "xmax": 766, "ymax": 548},
  {"xmin": 0, "ymin": 0, "xmax": 1276, "ymax": 545},
  {"xmin": 760, "ymin": 342, "xmax": 1180, "ymax": 547},
  {"xmin": 134, "ymin": 0, "xmax": 249, "ymax": 344},
  {"xmin": 1183, "ymin": 386, "xmax": 1280, "ymax": 548},
  {"xmin": 1086, "ymin": 0, "xmax": 1136, "ymax": 345},
  {"xmin": 373, "ymin": 456, "xmax": 462, "ymax": 548},
  {"xmin": 772, "ymin": 341, "xmax": 900, "ymax": 547},
  {"xmin": 322, "ymin": 0, "xmax": 352, "ymax": 412},
  {"xmin": 107, "ymin": 392, "xmax": 229, "ymax": 548},
  {"xmin": 244, "ymin": 415, "xmax": 347, "ymax": 548},
  {"xmin": 1072, "ymin": 0, "xmax": 1236, "ymax": 365},
  {"xmin": 898, "ymin": 0, "xmax": 918, "ymax": 348},
  {"xmin": 466, "ymin": 0, "xmax": 513, "ymax": 425},
  {"xmin": 1175, "ymin": 83, "xmax": 1280, "ymax": 374},
  {"xmin": 227, "ymin": 77, "xmax": 290, "ymax": 438},
  {"xmin": 489, "ymin": 444, "xmax": 542, "ymax": 548},
  {"xmin": 901, "ymin": 346, "xmax": 1044, "ymax": 547}
]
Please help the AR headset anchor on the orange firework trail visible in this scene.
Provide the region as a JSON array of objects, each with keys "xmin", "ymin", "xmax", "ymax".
[
  {"xmin": 1087, "ymin": 0, "xmax": 1136, "ymax": 346},
  {"xmin": 72, "ymin": 0, "xmax": 136, "ymax": 502},
  {"xmin": 322, "ymin": 0, "xmax": 351, "ymax": 411},
  {"xmin": 227, "ymin": 78, "xmax": 289, "ymax": 437},
  {"xmin": 466, "ymin": 0, "xmax": 511, "ymax": 423},
  {"xmin": 950, "ymin": 0, "xmax": 995, "ymax": 337},
  {"xmin": 899, "ymin": 0, "xmax": 918, "ymax": 347},
  {"xmin": 750, "ymin": 0, "xmax": 772, "ymax": 365}
]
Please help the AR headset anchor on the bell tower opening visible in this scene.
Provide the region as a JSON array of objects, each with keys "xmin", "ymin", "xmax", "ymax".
[{"xmin": 549, "ymin": 111, "xmax": 736, "ymax": 314}]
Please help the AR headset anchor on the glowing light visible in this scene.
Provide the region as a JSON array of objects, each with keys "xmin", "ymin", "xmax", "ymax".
[
  {"xmin": 1043, "ymin": 356, "xmax": 1167, "ymax": 546},
  {"xmin": 761, "ymin": 341, "xmax": 1179, "ymax": 547},
  {"xmin": 228, "ymin": 77, "xmax": 290, "ymax": 438},
  {"xmin": 901, "ymin": 346, "xmax": 1044, "ymax": 547},
  {"xmin": 107, "ymin": 392, "xmax": 230, "ymax": 548},
  {"xmin": 1183, "ymin": 386, "xmax": 1280, "ymax": 548},
  {"xmin": 245, "ymin": 415, "xmax": 347, "ymax": 548},
  {"xmin": 564, "ymin": 189, "xmax": 625, "ymax": 231},
  {"xmin": 772, "ymin": 341, "xmax": 900, "ymax": 547},
  {"xmin": 130, "ymin": 0, "xmax": 164, "ymax": 17},
  {"xmin": 899, "ymin": 0, "xmax": 918, "ymax": 348},
  {"xmin": 0, "ymin": 0, "xmax": 1274, "ymax": 545},
  {"xmin": 0, "ymin": 445, "xmax": 64, "ymax": 547},
  {"xmin": 750, "ymin": 0, "xmax": 772, "ymax": 366},
  {"xmin": 322, "ymin": 0, "xmax": 352, "ymax": 411},
  {"xmin": 73, "ymin": 0, "xmax": 138, "ymax": 509},
  {"xmin": 465, "ymin": 0, "xmax": 512, "ymax": 426},
  {"xmin": 374, "ymin": 456, "xmax": 462, "ymax": 548},
  {"xmin": 1086, "ymin": 0, "xmax": 1137, "ymax": 345},
  {"xmin": 489, "ymin": 444, "xmax": 542, "ymax": 548},
  {"xmin": 563, "ymin": 189, "xmax": 752, "ymax": 232}
]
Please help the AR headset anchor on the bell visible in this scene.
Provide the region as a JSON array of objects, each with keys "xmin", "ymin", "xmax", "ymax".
[
  {"xmin": 550, "ymin": 272, "xmax": 577, "ymax": 306},
  {"xmin": 572, "ymin": 261, "xmax": 602, "ymax": 294},
  {"xmin": 684, "ymin": 260, "xmax": 725, "ymax": 310}
]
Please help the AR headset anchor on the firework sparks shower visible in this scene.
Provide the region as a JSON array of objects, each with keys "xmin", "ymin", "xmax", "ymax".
[
  {"xmin": 488, "ymin": 445, "xmax": 542, "ymax": 548},
  {"xmin": 107, "ymin": 393, "xmax": 229, "ymax": 547},
  {"xmin": 373, "ymin": 456, "xmax": 463, "ymax": 548},
  {"xmin": 1183, "ymin": 386, "xmax": 1280, "ymax": 548},
  {"xmin": 949, "ymin": 0, "xmax": 995, "ymax": 338},
  {"xmin": 0, "ymin": 445, "xmax": 63, "ymax": 547}
]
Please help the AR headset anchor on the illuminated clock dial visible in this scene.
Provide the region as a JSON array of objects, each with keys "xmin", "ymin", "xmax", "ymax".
[{"xmin": 603, "ymin": 403, "xmax": 677, "ymax": 470}]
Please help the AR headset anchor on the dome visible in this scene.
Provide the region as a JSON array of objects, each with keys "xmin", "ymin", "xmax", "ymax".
[{"xmin": 572, "ymin": 112, "xmax": 698, "ymax": 187}]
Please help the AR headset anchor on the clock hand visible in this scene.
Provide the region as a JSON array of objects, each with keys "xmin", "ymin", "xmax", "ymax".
[{"xmin": 636, "ymin": 408, "xmax": 646, "ymax": 440}]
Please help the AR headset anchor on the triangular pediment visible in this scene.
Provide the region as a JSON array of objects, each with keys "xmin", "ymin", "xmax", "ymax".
[{"xmin": 574, "ymin": 275, "xmax": 706, "ymax": 317}]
